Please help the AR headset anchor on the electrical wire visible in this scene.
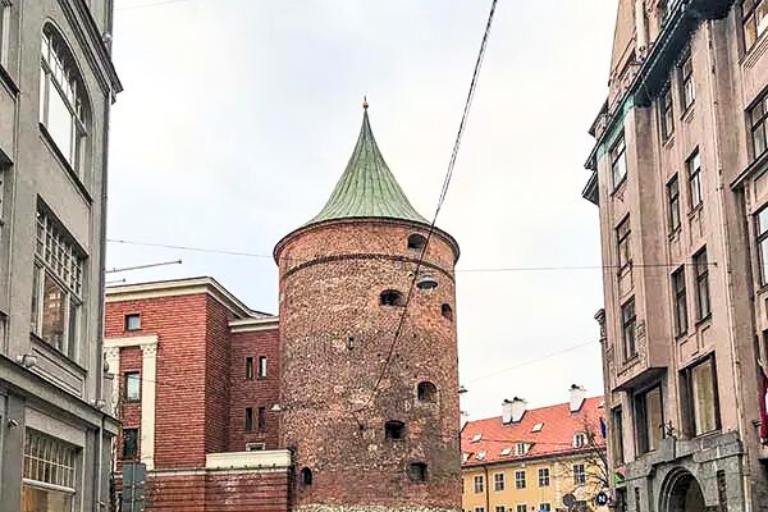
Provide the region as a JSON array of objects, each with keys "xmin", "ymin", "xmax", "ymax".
[{"xmin": 116, "ymin": 0, "xmax": 195, "ymax": 11}]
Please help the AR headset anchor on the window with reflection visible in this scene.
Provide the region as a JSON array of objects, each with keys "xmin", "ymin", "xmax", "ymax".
[{"xmin": 39, "ymin": 24, "xmax": 89, "ymax": 179}]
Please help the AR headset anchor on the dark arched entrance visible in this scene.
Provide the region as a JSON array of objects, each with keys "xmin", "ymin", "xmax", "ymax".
[{"xmin": 660, "ymin": 469, "xmax": 705, "ymax": 512}]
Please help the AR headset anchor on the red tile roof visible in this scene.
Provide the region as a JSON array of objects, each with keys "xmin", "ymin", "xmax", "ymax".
[{"xmin": 461, "ymin": 396, "xmax": 605, "ymax": 467}]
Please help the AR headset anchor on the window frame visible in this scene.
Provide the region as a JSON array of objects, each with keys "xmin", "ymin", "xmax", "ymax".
[
  {"xmin": 244, "ymin": 407, "xmax": 254, "ymax": 432},
  {"xmin": 687, "ymin": 149, "xmax": 703, "ymax": 209},
  {"xmin": 660, "ymin": 83, "xmax": 674, "ymax": 140},
  {"xmin": 493, "ymin": 472, "xmax": 505, "ymax": 492},
  {"xmin": 693, "ymin": 248, "xmax": 711, "ymax": 321},
  {"xmin": 610, "ymin": 133, "xmax": 628, "ymax": 189},
  {"xmin": 616, "ymin": 216, "xmax": 632, "ymax": 273},
  {"xmin": 749, "ymin": 93, "xmax": 768, "ymax": 160},
  {"xmin": 612, "ymin": 406, "xmax": 625, "ymax": 465},
  {"xmin": 245, "ymin": 356, "xmax": 254, "ymax": 380},
  {"xmin": 124, "ymin": 371, "xmax": 140, "ymax": 402},
  {"xmin": 257, "ymin": 406, "xmax": 267, "ymax": 433},
  {"xmin": 621, "ymin": 298, "xmax": 637, "ymax": 362},
  {"xmin": 672, "ymin": 266, "xmax": 688, "ymax": 338},
  {"xmin": 122, "ymin": 427, "xmax": 139, "ymax": 460},
  {"xmin": 634, "ymin": 383, "xmax": 664, "ymax": 454},
  {"xmin": 474, "ymin": 474, "xmax": 484, "ymax": 494},
  {"xmin": 667, "ymin": 175, "xmax": 681, "ymax": 233},
  {"xmin": 258, "ymin": 355, "xmax": 268, "ymax": 379},
  {"xmin": 572, "ymin": 463, "xmax": 587, "ymax": 485},
  {"xmin": 39, "ymin": 24, "xmax": 90, "ymax": 181},
  {"xmin": 679, "ymin": 50, "xmax": 695, "ymax": 111},
  {"xmin": 680, "ymin": 354, "xmax": 721, "ymax": 437},
  {"xmin": 124, "ymin": 313, "xmax": 141, "ymax": 331},
  {"xmin": 30, "ymin": 208, "xmax": 85, "ymax": 361},
  {"xmin": 742, "ymin": 0, "xmax": 768, "ymax": 52},
  {"xmin": 514, "ymin": 469, "xmax": 526, "ymax": 489},
  {"xmin": 756, "ymin": 205, "xmax": 768, "ymax": 286},
  {"xmin": 538, "ymin": 467, "xmax": 550, "ymax": 487}
]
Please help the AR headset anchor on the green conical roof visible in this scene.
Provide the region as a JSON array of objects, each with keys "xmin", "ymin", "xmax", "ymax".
[{"xmin": 307, "ymin": 108, "xmax": 428, "ymax": 226}]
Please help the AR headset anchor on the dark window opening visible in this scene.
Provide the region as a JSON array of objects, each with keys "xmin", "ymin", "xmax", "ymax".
[
  {"xmin": 245, "ymin": 407, "xmax": 253, "ymax": 432},
  {"xmin": 441, "ymin": 304, "xmax": 454, "ymax": 321},
  {"xmin": 258, "ymin": 406, "xmax": 267, "ymax": 432},
  {"xmin": 621, "ymin": 298, "xmax": 637, "ymax": 361},
  {"xmin": 408, "ymin": 462, "xmax": 428, "ymax": 482},
  {"xmin": 694, "ymin": 248, "xmax": 711, "ymax": 321},
  {"xmin": 122, "ymin": 428, "xmax": 138, "ymax": 460},
  {"xmin": 125, "ymin": 314, "xmax": 141, "ymax": 331},
  {"xmin": 634, "ymin": 384, "xmax": 663, "ymax": 454},
  {"xmin": 672, "ymin": 267, "xmax": 688, "ymax": 337},
  {"xmin": 300, "ymin": 467, "xmax": 313, "ymax": 486},
  {"xmin": 380, "ymin": 290, "xmax": 404, "ymax": 307},
  {"xmin": 407, "ymin": 234, "xmax": 427, "ymax": 251},
  {"xmin": 417, "ymin": 381, "xmax": 438, "ymax": 403},
  {"xmin": 245, "ymin": 357, "xmax": 254, "ymax": 380},
  {"xmin": 385, "ymin": 420, "xmax": 406, "ymax": 440}
]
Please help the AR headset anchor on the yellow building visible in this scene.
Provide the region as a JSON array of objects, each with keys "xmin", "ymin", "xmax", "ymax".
[{"xmin": 461, "ymin": 388, "xmax": 608, "ymax": 512}]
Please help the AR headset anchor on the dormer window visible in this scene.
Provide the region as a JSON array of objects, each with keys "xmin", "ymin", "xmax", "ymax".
[
  {"xmin": 515, "ymin": 443, "xmax": 529, "ymax": 456},
  {"xmin": 471, "ymin": 433, "xmax": 482, "ymax": 443},
  {"xmin": 500, "ymin": 447, "xmax": 512, "ymax": 456},
  {"xmin": 462, "ymin": 452, "xmax": 470, "ymax": 463},
  {"xmin": 476, "ymin": 451, "xmax": 486, "ymax": 461},
  {"xmin": 573, "ymin": 432, "xmax": 587, "ymax": 448},
  {"xmin": 531, "ymin": 422, "xmax": 544, "ymax": 433}
]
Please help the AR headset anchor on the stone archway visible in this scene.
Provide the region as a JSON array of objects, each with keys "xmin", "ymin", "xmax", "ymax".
[{"xmin": 659, "ymin": 469, "xmax": 706, "ymax": 512}]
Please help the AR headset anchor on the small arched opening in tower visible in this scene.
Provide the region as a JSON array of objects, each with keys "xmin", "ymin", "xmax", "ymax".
[
  {"xmin": 407, "ymin": 233, "xmax": 427, "ymax": 251},
  {"xmin": 380, "ymin": 289, "xmax": 404, "ymax": 307},
  {"xmin": 385, "ymin": 420, "xmax": 406, "ymax": 441},
  {"xmin": 441, "ymin": 303, "xmax": 454, "ymax": 321},
  {"xmin": 408, "ymin": 462, "xmax": 428, "ymax": 483},
  {"xmin": 300, "ymin": 467, "xmax": 313, "ymax": 487},
  {"xmin": 417, "ymin": 381, "xmax": 438, "ymax": 403}
]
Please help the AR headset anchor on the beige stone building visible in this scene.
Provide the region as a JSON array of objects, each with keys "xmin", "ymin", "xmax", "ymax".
[{"xmin": 583, "ymin": 0, "xmax": 768, "ymax": 510}]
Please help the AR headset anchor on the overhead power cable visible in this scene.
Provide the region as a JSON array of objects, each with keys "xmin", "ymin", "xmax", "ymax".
[
  {"xmin": 116, "ymin": 0, "xmax": 195, "ymax": 11},
  {"xmin": 353, "ymin": 0, "xmax": 499, "ymax": 419}
]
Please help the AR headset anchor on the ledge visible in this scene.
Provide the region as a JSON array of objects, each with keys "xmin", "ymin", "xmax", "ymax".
[{"xmin": 205, "ymin": 449, "xmax": 292, "ymax": 469}]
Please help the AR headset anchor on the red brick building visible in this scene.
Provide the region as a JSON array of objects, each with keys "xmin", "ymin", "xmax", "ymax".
[{"xmin": 106, "ymin": 106, "xmax": 462, "ymax": 512}]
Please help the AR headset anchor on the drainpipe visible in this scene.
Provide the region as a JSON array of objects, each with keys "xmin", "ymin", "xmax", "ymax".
[
  {"xmin": 704, "ymin": 20, "xmax": 752, "ymax": 512},
  {"xmin": 484, "ymin": 465, "xmax": 490, "ymax": 512}
]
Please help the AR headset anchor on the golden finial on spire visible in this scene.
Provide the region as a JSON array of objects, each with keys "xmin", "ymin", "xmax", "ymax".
[{"xmin": 363, "ymin": 96, "xmax": 369, "ymax": 110}]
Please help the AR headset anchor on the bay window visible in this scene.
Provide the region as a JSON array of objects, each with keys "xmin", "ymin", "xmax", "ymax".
[
  {"xmin": 23, "ymin": 429, "xmax": 78, "ymax": 511},
  {"xmin": 39, "ymin": 24, "xmax": 89, "ymax": 179},
  {"xmin": 31, "ymin": 208, "xmax": 85, "ymax": 359}
]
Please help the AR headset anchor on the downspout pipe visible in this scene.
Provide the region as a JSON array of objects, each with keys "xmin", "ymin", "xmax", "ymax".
[{"xmin": 484, "ymin": 465, "xmax": 490, "ymax": 512}]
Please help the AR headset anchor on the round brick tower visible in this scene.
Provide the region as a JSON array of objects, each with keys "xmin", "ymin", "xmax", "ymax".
[{"xmin": 274, "ymin": 105, "xmax": 461, "ymax": 512}]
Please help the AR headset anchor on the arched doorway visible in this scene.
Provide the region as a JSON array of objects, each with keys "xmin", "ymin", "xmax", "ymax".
[{"xmin": 660, "ymin": 469, "xmax": 705, "ymax": 512}]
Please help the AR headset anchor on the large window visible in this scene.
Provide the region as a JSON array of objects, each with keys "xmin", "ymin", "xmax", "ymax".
[
  {"xmin": 31, "ymin": 208, "xmax": 85, "ymax": 359},
  {"xmin": 743, "ymin": 0, "xmax": 768, "ymax": 51},
  {"xmin": 23, "ymin": 429, "xmax": 78, "ymax": 512},
  {"xmin": 616, "ymin": 216, "xmax": 632, "ymax": 272},
  {"xmin": 611, "ymin": 134, "xmax": 628, "ymax": 188},
  {"xmin": 612, "ymin": 406, "xmax": 624, "ymax": 465},
  {"xmin": 667, "ymin": 175, "xmax": 681, "ymax": 233},
  {"xmin": 672, "ymin": 267, "xmax": 688, "ymax": 337},
  {"xmin": 39, "ymin": 24, "xmax": 89, "ymax": 178},
  {"xmin": 694, "ymin": 248, "xmax": 711, "ymax": 320},
  {"xmin": 0, "ymin": 0, "xmax": 10, "ymax": 70},
  {"xmin": 687, "ymin": 150, "xmax": 703, "ymax": 209},
  {"xmin": 756, "ymin": 206, "xmax": 768, "ymax": 285},
  {"xmin": 750, "ymin": 93, "xmax": 768, "ymax": 159},
  {"xmin": 621, "ymin": 298, "xmax": 637, "ymax": 361},
  {"xmin": 660, "ymin": 84, "xmax": 674, "ymax": 139},
  {"xmin": 681, "ymin": 356, "xmax": 720, "ymax": 437},
  {"xmin": 635, "ymin": 385, "xmax": 664, "ymax": 454},
  {"xmin": 679, "ymin": 51, "xmax": 695, "ymax": 111}
]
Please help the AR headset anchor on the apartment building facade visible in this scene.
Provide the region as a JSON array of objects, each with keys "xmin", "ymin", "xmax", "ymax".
[
  {"xmin": 583, "ymin": 0, "xmax": 768, "ymax": 510},
  {"xmin": 105, "ymin": 277, "xmax": 290, "ymax": 511},
  {"xmin": 0, "ymin": 0, "xmax": 121, "ymax": 510},
  {"xmin": 461, "ymin": 389, "xmax": 607, "ymax": 512}
]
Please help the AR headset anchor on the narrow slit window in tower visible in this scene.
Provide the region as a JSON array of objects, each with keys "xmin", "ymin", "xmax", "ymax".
[
  {"xmin": 408, "ymin": 462, "xmax": 428, "ymax": 482},
  {"xmin": 300, "ymin": 467, "xmax": 313, "ymax": 486},
  {"xmin": 417, "ymin": 381, "xmax": 438, "ymax": 403},
  {"xmin": 441, "ymin": 304, "xmax": 453, "ymax": 321},
  {"xmin": 407, "ymin": 234, "xmax": 427, "ymax": 251},
  {"xmin": 385, "ymin": 420, "xmax": 406, "ymax": 440}
]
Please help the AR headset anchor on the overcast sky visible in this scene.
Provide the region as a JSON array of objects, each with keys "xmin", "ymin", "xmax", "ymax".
[{"xmin": 108, "ymin": 0, "xmax": 617, "ymax": 421}]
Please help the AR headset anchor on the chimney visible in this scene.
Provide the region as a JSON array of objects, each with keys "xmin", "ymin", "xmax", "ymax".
[
  {"xmin": 569, "ymin": 385, "xmax": 586, "ymax": 413},
  {"xmin": 502, "ymin": 397, "xmax": 527, "ymax": 424}
]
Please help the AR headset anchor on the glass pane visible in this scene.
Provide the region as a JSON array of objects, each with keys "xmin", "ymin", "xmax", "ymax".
[
  {"xmin": 754, "ymin": 124, "xmax": 766, "ymax": 157},
  {"xmin": 46, "ymin": 88, "xmax": 74, "ymax": 165},
  {"xmin": 647, "ymin": 388, "xmax": 663, "ymax": 451},
  {"xmin": 126, "ymin": 373, "xmax": 140, "ymax": 400},
  {"xmin": 692, "ymin": 360, "xmax": 717, "ymax": 434},
  {"xmin": 67, "ymin": 299, "xmax": 79, "ymax": 359},
  {"xmin": 23, "ymin": 485, "xmax": 74, "ymax": 512},
  {"xmin": 41, "ymin": 274, "xmax": 66, "ymax": 350}
]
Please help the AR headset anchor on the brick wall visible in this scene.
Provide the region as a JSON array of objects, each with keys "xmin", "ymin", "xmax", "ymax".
[
  {"xmin": 228, "ymin": 327, "xmax": 281, "ymax": 451},
  {"xmin": 116, "ymin": 346, "xmax": 142, "ymax": 471},
  {"xmin": 106, "ymin": 294, "xmax": 210, "ymax": 468},
  {"xmin": 204, "ymin": 296, "xmax": 235, "ymax": 455}
]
